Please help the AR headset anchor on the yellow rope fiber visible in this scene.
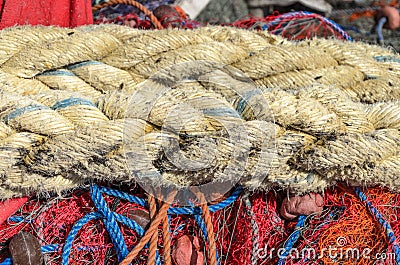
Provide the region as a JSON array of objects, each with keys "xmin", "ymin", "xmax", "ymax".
[{"xmin": 0, "ymin": 25, "xmax": 399, "ymax": 198}]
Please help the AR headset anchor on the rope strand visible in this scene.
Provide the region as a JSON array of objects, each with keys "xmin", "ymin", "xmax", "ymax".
[
  {"xmin": 192, "ymin": 188, "xmax": 218, "ymax": 265},
  {"xmin": 147, "ymin": 194, "xmax": 159, "ymax": 265},
  {"xmin": 119, "ymin": 190, "xmax": 177, "ymax": 265}
]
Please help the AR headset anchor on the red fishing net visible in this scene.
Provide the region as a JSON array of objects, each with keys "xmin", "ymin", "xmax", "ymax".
[{"xmin": 1, "ymin": 184, "xmax": 399, "ymax": 265}]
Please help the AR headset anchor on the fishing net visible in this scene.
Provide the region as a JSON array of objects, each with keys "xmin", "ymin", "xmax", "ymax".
[{"xmin": 1, "ymin": 184, "xmax": 400, "ymax": 264}]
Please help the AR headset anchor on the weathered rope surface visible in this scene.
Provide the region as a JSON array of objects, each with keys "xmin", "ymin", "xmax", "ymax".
[{"xmin": 0, "ymin": 25, "xmax": 400, "ymax": 198}]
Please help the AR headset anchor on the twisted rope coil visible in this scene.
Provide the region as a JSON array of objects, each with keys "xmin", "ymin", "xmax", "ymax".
[{"xmin": 0, "ymin": 25, "xmax": 399, "ymax": 198}]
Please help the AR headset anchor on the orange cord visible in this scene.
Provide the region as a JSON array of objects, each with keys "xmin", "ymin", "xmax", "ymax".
[
  {"xmin": 160, "ymin": 199, "xmax": 173, "ymax": 265},
  {"xmin": 193, "ymin": 188, "xmax": 218, "ymax": 265},
  {"xmin": 147, "ymin": 195, "xmax": 158, "ymax": 265},
  {"xmin": 92, "ymin": 0, "xmax": 163, "ymax": 29},
  {"xmin": 119, "ymin": 190, "xmax": 177, "ymax": 265}
]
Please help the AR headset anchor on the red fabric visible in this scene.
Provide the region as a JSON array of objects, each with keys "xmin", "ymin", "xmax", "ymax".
[
  {"xmin": 0, "ymin": 197, "xmax": 29, "ymax": 226},
  {"xmin": 0, "ymin": 0, "xmax": 93, "ymax": 29}
]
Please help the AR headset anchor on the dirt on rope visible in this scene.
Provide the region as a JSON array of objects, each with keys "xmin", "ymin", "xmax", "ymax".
[{"xmin": 0, "ymin": 24, "xmax": 399, "ymax": 199}]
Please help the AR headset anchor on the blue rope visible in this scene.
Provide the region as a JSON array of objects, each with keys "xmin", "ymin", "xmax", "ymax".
[
  {"xmin": 277, "ymin": 215, "xmax": 307, "ymax": 265},
  {"xmin": 374, "ymin": 55, "xmax": 400, "ymax": 64},
  {"xmin": 62, "ymin": 188, "xmax": 161, "ymax": 265},
  {"xmin": 97, "ymin": 186, "xmax": 242, "ymax": 215},
  {"xmin": 354, "ymin": 187, "xmax": 400, "ymax": 264},
  {"xmin": 3, "ymin": 185, "xmax": 241, "ymax": 265},
  {"xmin": 2, "ymin": 97, "xmax": 96, "ymax": 123},
  {"xmin": 52, "ymin": 98, "xmax": 96, "ymax": 110},
  {"xmin": 62, "ymin": 212, "xmax": 101, "ymax": 265},
  {"xmin": 377, "ymin": 17, "xmax": 387, "ymax": 43},
  {"xmin": 67, "ymin": 60, "xmax": 103, "ymax": 70},
  {"xmin": 3, "ymin": 105, "xmax": 49, "ymax": 122},
  {"xmin": 90, "ymin": 185, "xmax": 129, "ymax": 261},
  {"xmin": 38, "ymin": 70, "xmax": 75, "ymax": 77}
]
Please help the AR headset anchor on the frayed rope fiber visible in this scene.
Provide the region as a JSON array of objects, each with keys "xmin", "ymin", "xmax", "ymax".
[{"xmin": 0, "ymin": 25, "xmax": 399, "ymax": 199}]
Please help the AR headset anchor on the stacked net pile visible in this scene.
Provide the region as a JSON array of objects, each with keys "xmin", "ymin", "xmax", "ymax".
[
  {"xmin": 1, "ymin": 184, "xmax": 400, "ymax": 264},
  {"xmin": 229, "ymin": 11, "xmax": 353, "ymax": 41},
  {"xmin": 92, "ymin": 0, "xmax": 201, "ymax": 29},
  {"xmin": 90, "ymin": 1, "xmax": 352, "ymax": 40}
]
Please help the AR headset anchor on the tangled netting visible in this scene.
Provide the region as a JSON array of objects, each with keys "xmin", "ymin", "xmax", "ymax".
[
  {"xmin": 93, "ymin": 3, "xmax": 354, "ymax": 41},
  {"xmin": 0, "ymin": 25, "xmax": 400, "ymax": 199},
  {"xmin": 1, "ymin": 184, "xmax": 400, "ymax": 265},
  {"xmin": 229, "ymin": 11, "xmax": 353, "ymax": 41}
]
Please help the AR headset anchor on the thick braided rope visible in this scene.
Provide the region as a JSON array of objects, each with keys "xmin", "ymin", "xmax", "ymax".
[
  {"xmin": 277, "ymin": 215, "xmax": 307, "ymax": 265},
  {"xmin": 354, "ymin": 187, "xmax": 400, "ymax": 264},
  {"xmin": 0, "ymin": 25, "xmax": 399, "ymax": 198},
  {"xmin": 119, "ymin": 190, "xmax": 177, "ymax": 265},
  {"xmin": 92, "ymin": 0, "xmax": 163, "ymax": 29}
]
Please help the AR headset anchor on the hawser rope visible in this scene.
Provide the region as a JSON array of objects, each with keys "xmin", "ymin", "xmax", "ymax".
[
  {"xmin": 1, "ymin": 25, "xmax": 400, "ymax": 198},
  {"xmin": 0, "ymin": 185, "xmax": 242, "ymax": 265}
]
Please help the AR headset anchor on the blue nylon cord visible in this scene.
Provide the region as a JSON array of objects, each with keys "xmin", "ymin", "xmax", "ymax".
[
  {"xmin": 354, "ymin": 187, "xmax": 400, "ymax": 264},
  {"xmin": 277, "ymin": 215, "xmax": 307, "ymax": 265},
  {"xmin": 2, "ymin": 185, "xmax": 241, "ymax": 265}
]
